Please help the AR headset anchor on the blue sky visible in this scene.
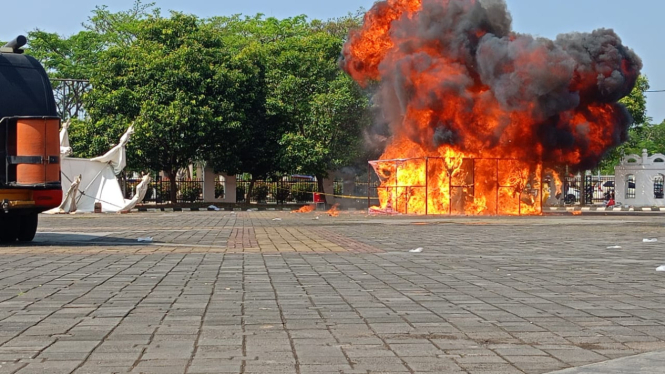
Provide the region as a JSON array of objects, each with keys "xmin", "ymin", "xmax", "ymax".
[{"xmin": 4, "ymin": 0, "xmax": 664, "ymax": 123}]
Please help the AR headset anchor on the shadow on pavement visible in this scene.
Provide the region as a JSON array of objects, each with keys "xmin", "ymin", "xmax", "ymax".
[{"xmin": 0, "ymin": 232, "xmax": 153, "ymax": 247}]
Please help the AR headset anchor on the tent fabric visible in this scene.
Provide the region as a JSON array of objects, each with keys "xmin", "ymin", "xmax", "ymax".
[
  {"xmin": 120, "ymin": 174, "xmax": 151, "ymax": 212},
  {"xmin": 47, "ymin": 174, "xmax": 81, "ymax": 214},
  {"xmin": 59, "ymin": 158, "xmax": 127, "ymax": 213},
  {"xmin": 59, "ymin": 120, "xmax": 72, "ymax": 156},
  {"xmin": 90, "ymin": 125, "xmax": 134, "ymax": 175},
  {"xmin": 50, "ymin": 123, "xmax": 147, "ymax": 213}
]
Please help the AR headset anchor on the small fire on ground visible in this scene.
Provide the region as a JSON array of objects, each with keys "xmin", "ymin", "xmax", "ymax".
[
  {"xmin": 327, "ymin": 204, "xmax": 340, "ymax": 217},
  {"xmin": 293, "ymin": 205, "xmax": 316, "ymax": 213}
]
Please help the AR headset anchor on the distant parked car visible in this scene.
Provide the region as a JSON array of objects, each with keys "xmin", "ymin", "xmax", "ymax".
[{"xmin": 564, "ymin": 183, "xmax": 606, "ymax": 204}]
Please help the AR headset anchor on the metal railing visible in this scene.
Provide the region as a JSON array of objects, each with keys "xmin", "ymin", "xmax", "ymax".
[{"xmin": 123, "ymin": 175, "xmax": 378, "ymax": 204}]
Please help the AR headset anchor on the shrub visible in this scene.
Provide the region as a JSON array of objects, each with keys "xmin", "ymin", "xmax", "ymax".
[
  {"xmin": 292, "ymin": 183, "xmax": 315, "ymax": 202},
  {"xmin": 145, "ymin": 182, "xmax": 169, "ymax": 202},
  {"xmin": 273, "ymin": 184, "xmax": 291, "ymax": 204},
  {"xmin": 333, "ymin": 182, "xmax": 342, "ymax": 196},
  {"xmin": 252, "ymin": 184, "xmax": 269, "ymax": 202},
  {"xmin": 236, "ymin": 185, "xmax": 246, "ymax": 202},
  {"xmin": 179, "ymin": 183, "xmax": 202, "ymax": 203}
]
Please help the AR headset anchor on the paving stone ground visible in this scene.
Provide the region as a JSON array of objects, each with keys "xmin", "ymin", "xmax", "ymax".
[{"xmin": 0, "ymin": 211, "xmax": 664, "ymax": 373}]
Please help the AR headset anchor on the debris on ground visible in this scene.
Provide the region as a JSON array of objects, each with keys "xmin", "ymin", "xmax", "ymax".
[
  {"xmin": 272, "ymin": 218, "xmax": 282, "ymax": 221},
  {"xmin": 606, "ymin": 246, "xmax": 622, "ymax": 249},
  {"xmin": 409, "ymin": 247, "xmax": 424, "ymax": 253},
  {"xmin": 208, "ymin": 205, "xmax": 220, "ymax": 211},
  {"xmin": 657, "ymin": 265, "xmax": 665, "ymax": 272},
  {"xmin": 643, "ymin": 238, "xmax": 658, "ymax": 243},
  {"xmin": 137, "ymin": 237, "xmax": 153, "ymax": 243}
]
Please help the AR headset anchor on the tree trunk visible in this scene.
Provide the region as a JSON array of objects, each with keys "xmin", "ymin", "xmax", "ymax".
[
  {"xmin": 316, "ymin": 174, "xmax": 325, "ymax": 193},
  {"xmin": 167, "ymin": 170, "xmax": 178, "ymax": 204},
  {"xmin": 248, "ymin": 178, "xmax": 256, "ymax": 204}
]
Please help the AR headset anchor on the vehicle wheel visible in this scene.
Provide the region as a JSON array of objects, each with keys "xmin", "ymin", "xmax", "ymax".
[
  {"xmin": 0, "ymin": 214, "xmax": 18, "ymax": 243},
  {"xmin": 17, "ymin": 214, "xmax": 38, "ymax": 242}
]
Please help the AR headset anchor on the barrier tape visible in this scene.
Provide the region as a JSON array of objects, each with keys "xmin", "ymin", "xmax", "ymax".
[{"xmin": 269, "ymin": 185, "xmax": 372, "ymax": 200}]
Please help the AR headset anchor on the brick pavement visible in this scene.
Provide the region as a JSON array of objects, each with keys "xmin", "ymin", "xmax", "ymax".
[{"xmin": 0, "ymin": 211, "xmax": 662, "ymax": 373}]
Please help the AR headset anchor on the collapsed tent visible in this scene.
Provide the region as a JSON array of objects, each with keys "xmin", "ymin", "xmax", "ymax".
[{"xmin": 47, "ymin": 124, "xmax": 150, "ymax": 213}]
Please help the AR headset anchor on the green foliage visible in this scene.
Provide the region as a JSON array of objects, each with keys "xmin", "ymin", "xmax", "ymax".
[
  {"xmin": 252, "ymin": 184, "xmax": 269, "ymax": 202},
  {"xmin": 179, "ymin": 183, "xmax": 201, "ymax": 203},
  {"xmin": 599, "ymin": 75, "xmax": 651, "ymax": 173},
  {"xmin": 333, "ymin": 182, "xmax": 342, "ymax": 196},
  {"xmin": 273, "ymin": 184, "xmax": 291, "ymax": 204},
  {"xmin": 292, "ymin": 184, "xmax": 315, "ymax": 202},
  {"xmin": 85, "ymin": 12, "xmax": 255, "ymax": 200},
  {"xmin": 236, "ymin": 185, "xmax": 246, "ymax": 202},
  {"xmin": 215, "ymin": 183, "xmax": 224, "ymax": 199},
  {"xmin": 83, "ymin": 0, "xmax": 159, "ymax": 47},
  {"xmin": 29, "ymin": 6, "xmax": 372, "ymax": 184},
  {"xmin": 620, "ymin": 75, "xmax": 651, "ymax": 126},
  {"xmin": 144, "ymin": 181, "xmax": 168, "ymax": 202}
]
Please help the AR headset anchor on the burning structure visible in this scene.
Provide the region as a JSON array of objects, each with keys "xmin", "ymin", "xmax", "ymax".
[{"xmin": 342, "ymin": 0, "xmax": 642, "ymax": 215}]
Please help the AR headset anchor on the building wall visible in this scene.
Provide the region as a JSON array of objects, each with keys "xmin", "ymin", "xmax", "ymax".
[{"xmin": 615, "ymin": 150, "xmax": 665, "ymax": 207}]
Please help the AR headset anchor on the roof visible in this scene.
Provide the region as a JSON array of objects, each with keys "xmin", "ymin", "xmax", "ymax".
[{"xmin": 0, "ymin": 52, "xmax": 57, "ymax": 119}]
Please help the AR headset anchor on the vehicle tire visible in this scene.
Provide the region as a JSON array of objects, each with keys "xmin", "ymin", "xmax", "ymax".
[
  {"xmin": 17, "ymin": 213, "xmax": 38, "ymax": 242},
  {"xmin": 0, "ymin": 214, "xmax": 18, "ymax": 243}
]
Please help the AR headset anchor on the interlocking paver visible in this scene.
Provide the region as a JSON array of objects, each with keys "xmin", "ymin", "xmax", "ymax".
[{"xmin": 0, "ymin": 211, "xmax": 663, "ymax": 373}]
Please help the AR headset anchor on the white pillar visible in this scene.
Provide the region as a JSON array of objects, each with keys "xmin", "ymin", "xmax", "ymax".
[
  {"xmin": 221, "ymin": 173, "xmax": 236, "ymax": 203},
  {"xmin": 203, "ymin": 166, "xmax": 219, "ymax": 202},
  {"xmin": 196, "ymin": 164, "xmax": 204, "ymax": 181},
  {"xmin": 203, "ymin": 169, "xmax": 237, "ymax": 203}
]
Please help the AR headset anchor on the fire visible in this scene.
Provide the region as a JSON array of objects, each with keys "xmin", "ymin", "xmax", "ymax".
[
  {"xmin": 327, "ymin": 204, "xmax": 340, "ymax": 217},
  {"xmin": 343, "ymin": 0, "xmax": 641, "ymax": 216},
  {"xmin": 293, "ymin": 205, "xmax": 316, "ymax": 213}
]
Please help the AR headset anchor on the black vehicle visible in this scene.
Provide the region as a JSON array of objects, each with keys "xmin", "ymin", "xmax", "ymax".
[{"xmin": 0, "ymin": 36, "xmax": 62, "ymax": 242}]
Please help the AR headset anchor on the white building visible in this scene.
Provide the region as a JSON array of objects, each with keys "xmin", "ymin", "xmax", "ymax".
[{"xmin": 614, "ymin": 149, "xmax": 665, "ymax": 207}]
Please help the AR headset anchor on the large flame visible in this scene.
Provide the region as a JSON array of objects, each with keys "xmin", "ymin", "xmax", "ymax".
[{"xmin": 343, "ymin": 0, "xmax": 641, "ymax": 215}]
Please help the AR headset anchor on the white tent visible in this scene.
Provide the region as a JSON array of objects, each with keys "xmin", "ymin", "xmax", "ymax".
[{"xmin": 47, "ymin": 124, "xmax": 149, "ymax": 213}]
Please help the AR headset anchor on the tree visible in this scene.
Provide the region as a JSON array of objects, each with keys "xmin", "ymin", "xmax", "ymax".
[
  {"xmin": 30, "ymin": 8, "xmax": 373, "ymax": 198},
  {"xmin": 206, "ymin": 15, "xmax": 370, "ymax": 196},
  {"xmin": 270, "ymin": 27, "xmax": 371, "ymax": 191},
  {"xmin": 26, "ymin": 1, "xmax": 158, "ymax": 120},
  {"xmin": 205, "ymin": 15, "xmax": 301, "ymax": 183},
  {"xmin": 84, "ymin": 13, "xmax": 253, "ymax": 202},
  {"xmin": 598, "ymin": 75, "xmax": 650, "ymax": 173}
]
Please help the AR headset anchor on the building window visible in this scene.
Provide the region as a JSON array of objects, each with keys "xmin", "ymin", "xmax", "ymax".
[
  {"xmin": 655, "ymin": 175, "xmax": 664, "ymax": 199},
  {"xmin": 626, "ymin": 175, "xmax": 636, "ymax": 199}
]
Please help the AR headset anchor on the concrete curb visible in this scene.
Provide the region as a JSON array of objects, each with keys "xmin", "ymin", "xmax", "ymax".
[
  {"xmin": 546, "ymin": 206, "xmax": 663, "ymax": 212},
  {"xmin": 134, "ymin": 207, "xmax": 360, "ymax": 213},
  {"xmin": 546, "ymin": 350, "xmax": 665, "ymax": 373}
]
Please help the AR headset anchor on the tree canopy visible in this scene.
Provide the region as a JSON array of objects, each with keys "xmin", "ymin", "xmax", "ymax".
[{"xmin": 27, "ymin": 1, "xmax": 372, "ymax": 196}]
